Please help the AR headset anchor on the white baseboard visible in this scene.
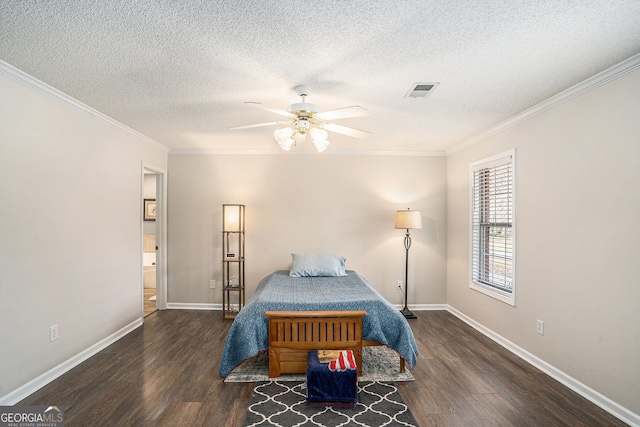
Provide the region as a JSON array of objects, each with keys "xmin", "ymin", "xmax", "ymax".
[
  {"xmin": 166, "ymin": 302, "xmax": 220, "ymax": 310},
  {"xmin": 447, "ymin": 306, "xmax": 640, "ymax": 427},
  {"xmin": 0, "ymin": 318, "xmax": 143, "ymax": 406},
  {"xmin": 407, "ymin": 303, "xmax": 449, "ymax": 311}
]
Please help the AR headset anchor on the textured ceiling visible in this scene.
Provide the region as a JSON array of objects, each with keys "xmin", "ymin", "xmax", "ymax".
[{"xmin": 2, "ymin": 1, "xmax": 640, "ymax": 153}]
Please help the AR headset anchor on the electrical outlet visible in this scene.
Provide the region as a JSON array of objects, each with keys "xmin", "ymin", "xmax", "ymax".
[
  {"xmin": 397, "ymin": 281, "xmax": 403, "ymax": 290},
  {"xmin": 210, "ymin": 280, "xmax": 216, "ymax": 289},
  {"xmin": 536, "ymin": 319, "xmax": 544, "ymax": 335},
  {"xmin": 49, "ymin": 324, "xmax": 58, "ymax": 342}
]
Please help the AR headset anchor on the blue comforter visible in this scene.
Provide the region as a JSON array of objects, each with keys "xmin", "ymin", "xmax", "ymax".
[{"xmin": 219, "ymin": 270, "xmax": 418, "ymax": 377}]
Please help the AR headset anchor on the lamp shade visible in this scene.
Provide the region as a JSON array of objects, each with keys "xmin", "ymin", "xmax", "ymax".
[
  {"xmin": 223, "ymin": 204, "xmax": 243, "ymax": 232},
  {"xmin": 310, "ymin": 127, "xmax": 329, "ymax": 152},
  {"xmin": 395, "ymin": 209, "xmax": 422, "ymax": 230},
  {"xmin": 274, "ymin": 127, "xmax": 294, "ymax": 151}
]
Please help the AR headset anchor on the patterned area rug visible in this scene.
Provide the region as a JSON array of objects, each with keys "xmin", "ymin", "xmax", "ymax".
[
  {"xmin": 243, "ymin": 381, "xmax": 418, "ymax": 427},
  {"xmin": 225, "ymin": 346, "xmax": 414, "ymax": 382}
]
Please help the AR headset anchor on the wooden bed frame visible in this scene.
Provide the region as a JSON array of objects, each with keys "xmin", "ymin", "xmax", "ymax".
[{"xmin": 265, "ymin": 310, "xmax": 405, "ymax": 378}]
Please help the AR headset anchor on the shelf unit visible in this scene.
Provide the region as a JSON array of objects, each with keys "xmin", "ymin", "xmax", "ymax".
[{"xmin": 222, "ymin": 204, "xmax": 245, "ymax": 319}]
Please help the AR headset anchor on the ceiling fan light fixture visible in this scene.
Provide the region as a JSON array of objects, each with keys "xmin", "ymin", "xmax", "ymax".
[
  {"xmin": 295, "ymin": 131, "xmax": 306, "ymax": 146},
  {"xmin": 310, "ymin": 128, "xmax": 329, "ymax": 152},
  {"xmin": 274, "ymin": 127, "xmax": 294, "ymax": 151}
]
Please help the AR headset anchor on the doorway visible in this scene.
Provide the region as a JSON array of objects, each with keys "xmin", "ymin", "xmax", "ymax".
[{"xmin": 142, "ymin": 164, "xmax": 167, "ymax": 318}]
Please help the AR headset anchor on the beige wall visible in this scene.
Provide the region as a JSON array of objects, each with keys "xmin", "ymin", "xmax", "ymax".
[
  {"xmin": 446, "ymin": 67, "xmax": 640, "ymax": 413},
  {"xmin": 0, "ymin": 68, "xmax": 168, "ymax": 399},
  {"xmin": 167, "ymin": 153, "xmax": 448, "ymax": 306}
]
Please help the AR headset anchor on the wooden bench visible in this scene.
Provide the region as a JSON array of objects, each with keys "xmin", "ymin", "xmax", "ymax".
[{"xmin": 265, "ymin": 311, "xmax": 366, "ymax": 378}]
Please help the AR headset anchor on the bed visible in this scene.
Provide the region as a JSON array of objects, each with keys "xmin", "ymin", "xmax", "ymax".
[{"xmin": 219, "ymin": 267, "xmax": 419, "ymax": 378}]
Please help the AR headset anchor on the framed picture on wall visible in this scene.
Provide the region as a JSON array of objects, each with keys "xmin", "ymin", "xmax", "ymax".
[{"xmin": 144, "ymin": 199, "xmax": 156, "ymax": 221}]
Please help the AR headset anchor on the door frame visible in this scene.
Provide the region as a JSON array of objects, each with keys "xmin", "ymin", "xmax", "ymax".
[{"xmin": 141, "ymin": 162, "xmax": 167, "ymax": 315}]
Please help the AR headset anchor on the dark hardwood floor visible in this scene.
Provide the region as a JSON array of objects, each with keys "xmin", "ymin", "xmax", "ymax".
[{"xmin": 20, "ymin": 310, "xmax": 627, "ymax": 426}]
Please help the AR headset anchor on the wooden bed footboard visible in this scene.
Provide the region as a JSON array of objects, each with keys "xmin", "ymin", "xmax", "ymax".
[{"xmin": 265, "ymin": 311, "xmax": 366, "ymax": 378}]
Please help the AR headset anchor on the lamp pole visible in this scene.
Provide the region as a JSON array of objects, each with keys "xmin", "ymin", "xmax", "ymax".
[{"xmin": 401, "ymin": 229, "xmax": 417, "ymax": 319}]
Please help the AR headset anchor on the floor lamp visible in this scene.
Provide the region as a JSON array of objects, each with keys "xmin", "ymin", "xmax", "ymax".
[{"xmin": 395, "ymin": 208, "xmax": 422, "ymax": 319}]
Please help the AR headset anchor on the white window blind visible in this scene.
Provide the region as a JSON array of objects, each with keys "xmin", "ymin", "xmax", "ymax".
[{"xmin": 470, "ymin": 150, "xmax": 515, "ymax": 305}]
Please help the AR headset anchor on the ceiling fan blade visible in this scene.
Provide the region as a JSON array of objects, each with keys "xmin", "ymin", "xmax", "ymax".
[
  {"xmin": 322, "ymin": 122, "xmax": 371, "ymax": 139},
  {"xmin": 246, "ymin": 102, "xmax": 296, "ymax": 118},
  {"xmin": 229, "ymin": 121, "xmax": 287, "ymax": 130},
  {"xmin": 316, "ymin": 105, "xmax": 369, "ymax": 121}
]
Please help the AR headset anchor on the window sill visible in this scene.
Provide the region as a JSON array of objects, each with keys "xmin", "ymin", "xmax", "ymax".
[{"xmin": 470, "ymin": 282, "xmax": 515, "ymax": 306}]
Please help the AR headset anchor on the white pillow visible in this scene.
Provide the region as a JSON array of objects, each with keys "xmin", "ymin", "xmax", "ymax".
[{"xmin": 289, "ymin": 253, "xmax": 348, "ymax": 277}]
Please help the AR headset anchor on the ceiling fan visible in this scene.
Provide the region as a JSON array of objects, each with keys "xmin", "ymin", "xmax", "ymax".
[{"xmin": 229, "ymin": 85, "xmax": 370, "ymax": 152}]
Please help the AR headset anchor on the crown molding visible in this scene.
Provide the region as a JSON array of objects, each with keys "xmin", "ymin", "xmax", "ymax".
[
  {"xmin": 0, "ymin": 60, "xmax": 169, "ymax": 154},
  {"xmin": 447, "ymin": 52, "xmax": 640, "ymax": 156},
  {"xmin": 168, "ymin": 148, "xmax": 445, "ymax": 156}
]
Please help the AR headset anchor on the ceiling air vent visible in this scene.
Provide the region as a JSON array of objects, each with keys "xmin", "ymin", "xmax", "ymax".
[{"xmin": 405, "ymin": 82, "xmax": 439, "ymax": 99}]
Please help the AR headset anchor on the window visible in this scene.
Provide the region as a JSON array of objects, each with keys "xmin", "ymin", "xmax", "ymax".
[{"xmin": 470, "ymin": 149, "xmax": 516, "ymax": 305}]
